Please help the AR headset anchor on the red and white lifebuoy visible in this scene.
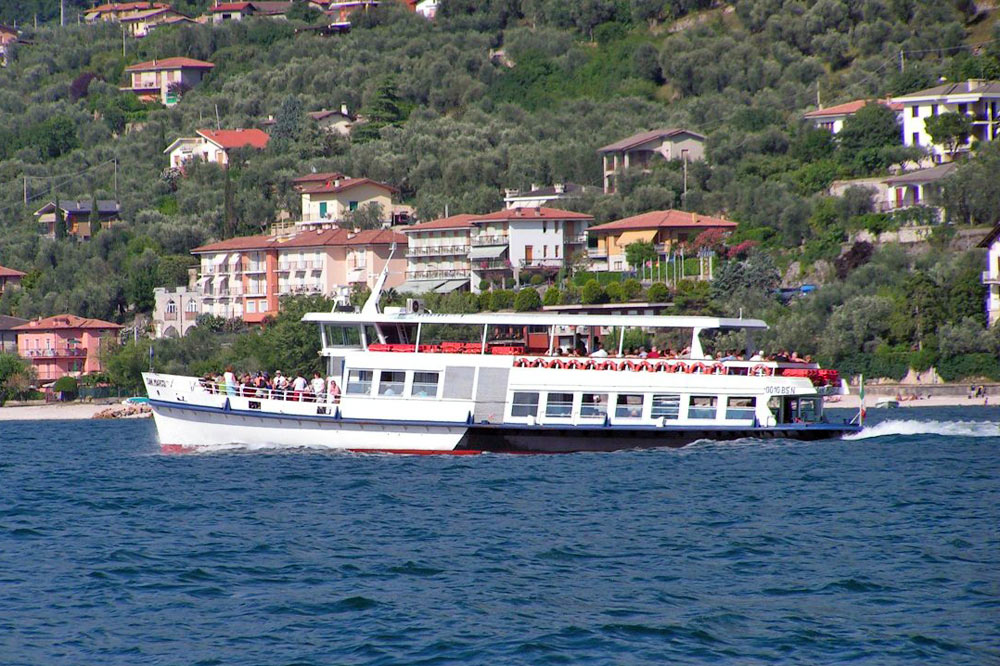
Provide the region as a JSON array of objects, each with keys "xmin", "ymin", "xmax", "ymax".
[
  {"xmin": 688, "ymin": 362, "xmax": 708, "ymax": 374},
  {"xmin": 751, "ymin": 364, "xmax": 773, "ymax": 377},
  {"xmin": 710, "ymin": 363, "xmax": 727, "ymax": 375}
]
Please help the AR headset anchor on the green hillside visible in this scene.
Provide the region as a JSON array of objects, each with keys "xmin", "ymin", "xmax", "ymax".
[{"xmin": 1, "ymin": 0, "xmax": 998, "ymax": 384}]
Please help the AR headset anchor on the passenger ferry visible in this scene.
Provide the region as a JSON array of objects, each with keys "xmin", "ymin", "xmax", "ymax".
[{"xmin": 143, "ymin": 278, "xmax": 861, "ymax": 454}]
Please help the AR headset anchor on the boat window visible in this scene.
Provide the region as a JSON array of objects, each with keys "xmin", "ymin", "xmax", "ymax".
[
  {"xmin": 545, "ymin": 392, "xmax": 574, "ymax": 418},
  {"xmin": 581, "ymin": 393, "xmax": 608, "ymax": 418},
  {"xmin": 411, "ymin": 372, "xmax": 439, "ymax": 398},
  {"xmin": 725, "ymin": 396, "xmax": 756, "ymax": 420},
  {"xmin": 346, "ymin": 369, "xmax": 373, "ymax": 395},
  {"xmin": 378, "ymin": 371, "xmax": 406, "ymax": 396},
  {"xmin": 651, "ymin": 394, "xmax": 680, "ymax": 420},
  {"xmin": 615, "ymin": 394, "xmax": 644, "ymax": 418},
  {"xmin": 797, "ymin": 397, "xmax": 821, "ymax": 423},
  {"xmin": 511, "ymin": 392, "xmax": 539, "ymax": 417},
  {"xmin": 688, "ymin": 396, "xmax": 717, "ymax": 419}
]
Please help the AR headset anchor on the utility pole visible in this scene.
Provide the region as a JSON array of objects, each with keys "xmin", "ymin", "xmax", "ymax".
[
  {"xmin": 113, "ymin": 158, "xmax": 118, "ymax": 201},
  {"xmin": 23, "ymin": 175, "xmax": 27, "ymax": 205},
  {"xmin": 122, "ymin": 26, "xmax": 126, "ymax": 57},
  {"xmin": 899, "ymin": 50, "xmax": 905, "ymax": 73},
  {"xmin": 816, "ymin": 81, "xmax": 821, "ymax": 109},
  {"xmin": 60, "ymin": 0, "xmax": 64, "ymax": 26},
  {"xmin": 215, "ymin": 104, "xmax": 221, "ymax": 130}
]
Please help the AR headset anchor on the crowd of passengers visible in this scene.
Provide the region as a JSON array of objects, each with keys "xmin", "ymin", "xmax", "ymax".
[
  {"xmin": 201, "ymin": 366, "xmax": 341, "ymax": 402},
  {"xmin": 546, "ymin": 342, "xmax": 814, "ymax": 364}
]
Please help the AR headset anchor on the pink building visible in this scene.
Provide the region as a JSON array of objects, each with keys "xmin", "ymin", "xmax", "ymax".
[{"xmin": 14, "ymin": 314, "xmax": 122, "ymax": 382}]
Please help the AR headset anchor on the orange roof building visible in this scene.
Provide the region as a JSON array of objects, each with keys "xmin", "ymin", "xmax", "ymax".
[
  {"xmin": 587, "ymin": 210, "xmax": 737, "ymax": 271},
  {"xmin": 164, "ymin": 129, "xmax": 270, "ymax": 168},
  {"xmin": 121, "ymin": 57, "xmax": 213, "ymax": 105},
  {"xmin": 803, "ymin": 98, "xmax": 903, "ymax": 134}
]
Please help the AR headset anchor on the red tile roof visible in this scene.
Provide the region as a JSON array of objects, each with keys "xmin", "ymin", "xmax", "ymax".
[
  {"xmin": 12, "ymin": 314, "xmax": 122, "ymax": 331},
  {"xmin": 211, "ymin": 2, "xmax": 252, "ymax": 10},
  {"xmin": 803, "ymin": 98, "xmax": 902, "ymax": 118},
  {"xmin": 588, "ymin": 210, "xmax": 737, "ymax": 232},
  {"xmin": 298, "ymin": 177, "xmax": 397, "ymax": 195},
  {"xmin": 0, "ymin": 264, "xmax": 26, "ymax": 278},
  {"xmin": 404, "ymin": 213, "xmax": 480, "ymax": 232},
  {"xmin": 292, "ymin": 171, "xmax": 347, "ymax": 184},
  {"xmin": 197, "ymin": 128, "xmax": 270, "ymax": 150},
  {"xmin": 125, "ymin": 57, "xmax": 214, "ymax": 71},
  {"xmin": 473, "ymin": 206, "xmax": 594, "ymax": 223},
  {"xmin": 89, "ymin": 2, "xmax": 170, "ymax": 13},
  {"xmin": 191, "ymin": 228, "xmax": 407, "ymax": 253}
]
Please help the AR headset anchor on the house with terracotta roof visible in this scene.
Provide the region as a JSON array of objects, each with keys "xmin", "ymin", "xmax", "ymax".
[
  {"xmin": 503, "ymin": 182, "xmax": 595, "ymax": 209},
  {"xmin": 978, "ymin": 223, "xmax": 1000, "ymax": 328},
  {"xmin": 164, "ymin": 128, "xmax": 270, "ymax": 169},
  {"xmin": 33, "ymin": 200, "xmax": 122, "ymax": 240},
  {"xmin": 210, "ymin": 1, "xmax": 292, "ymax": 22},
  {"xmin": 189, "ymin": 227, "xmax": 406, "ymax": 323},
  {"xmin": 13, "ymin": 314, "xmax": 122, "ymax": 382},
  {"xmin": 120, "ymin": 6, "xmax": 193, "ymax": 36},
  {"xmin": 297, "ymin": 176, "xmax": 396, "ymax": 228},
  {"xmin": 122, "ymin": 57, "xmax": 213, "ymax": 105},
  {"xmin": 598, "ymin": 128, "xmax": 705, "ymax": 194},
  {"xmin": 587, "ymin": 210, "xmax": 737, "ymax": 272},
  {"xmin": 84, "ymin": 2, "xmax": 171, "ymax": 23},
  {"xmin": 0, "ymin": 264, "xmax": 25, "ymax": 296},
  {"xmin": 893, "ymin": 79, "xmax": 1000, "ymax": 162},
  {"xmin": 803, "ymin": 98, "xmax": 903, "ymax": 135},
  {"xmin": 0, "ymin": 24, "xmax": 20, "ymax": 66},
  {"xmin": 0, "ymin": 314, "xmax": 27, "ymax": 353},
  {"xmin": 399, "ymin": 214, "xmax": 479, "ymax": 294}
]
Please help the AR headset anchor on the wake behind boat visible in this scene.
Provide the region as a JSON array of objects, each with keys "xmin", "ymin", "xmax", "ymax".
[{"xmin": 143, "ymin": 267, "xmax": 860, "ymax": 453}]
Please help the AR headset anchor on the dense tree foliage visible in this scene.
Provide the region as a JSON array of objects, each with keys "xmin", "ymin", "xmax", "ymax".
[{"xmin": 0, "ymin": 1, "xmax": 996, "ymax": 383}]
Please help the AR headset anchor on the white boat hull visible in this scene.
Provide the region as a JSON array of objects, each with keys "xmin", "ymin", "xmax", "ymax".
[{"xmin": 150, "ymin": 402, "xmax": 468, "ymax": 453}]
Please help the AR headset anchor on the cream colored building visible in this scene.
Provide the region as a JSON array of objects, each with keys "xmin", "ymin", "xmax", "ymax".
[
  {"xmin": 298, "ymin": 177, "xmax": 395, "ymax": 228},
  {"xmin": 598, "ymin": 128, "xmax": 705, "ymax": 194}
]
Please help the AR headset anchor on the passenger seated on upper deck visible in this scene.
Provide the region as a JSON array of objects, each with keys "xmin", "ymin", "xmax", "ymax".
[
  {"xmin": 589, "ymin": 342, "xmax": 608, "ymax": 358},
  {"xmin": 647, "ymin": 346, "xmax": 660, "ymax": 359},
  {"xmin": 750, "ymin": 350, "xmax": 764, "ymax": 361}
]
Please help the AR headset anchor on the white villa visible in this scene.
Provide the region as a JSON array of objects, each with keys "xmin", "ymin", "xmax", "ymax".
[{"xmin": 893, "ymin": 79, "xmax": 1000, "ymax": 163}]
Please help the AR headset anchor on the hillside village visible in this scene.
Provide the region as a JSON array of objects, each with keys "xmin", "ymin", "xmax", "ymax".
[{"xmin": 1, "ymin": 0, "xmax": 1000, "ymax": 398}]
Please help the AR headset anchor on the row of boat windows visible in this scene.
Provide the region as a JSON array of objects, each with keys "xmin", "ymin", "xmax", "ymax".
[
  {"xmin": 346, "ymin": 369, "xmax": 440, "ymax": 398},
  {"xmin": 511, "ymin": 392, "xmax": 759, "ymax": 421}
]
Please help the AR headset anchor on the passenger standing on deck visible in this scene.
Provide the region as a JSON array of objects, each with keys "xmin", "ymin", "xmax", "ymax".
[
  {"xmin": 292, "ymin": 372, "xmax": 308, "ymax": 401},
  {"xmin": 310, "ymin": 372, "xmax": 325, "ymax": 401},
  {"xmin": 223, "ymin": 365, "xmax": 237, "ymax": 396},
  {"xmin": 273, "ymin": 371, "xmax": 288, "ymax": 399},
  {"xmin": 327, "ymin": 376, "xmax": 341, "ymax": 403}
]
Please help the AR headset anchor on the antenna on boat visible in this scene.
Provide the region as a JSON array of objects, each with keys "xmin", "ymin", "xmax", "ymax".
[{"xmin": 361, "ymin": 242, "xmax": 396, "ymax": 315}]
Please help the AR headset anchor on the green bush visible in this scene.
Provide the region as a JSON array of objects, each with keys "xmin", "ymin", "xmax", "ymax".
[
  {"xmin": 529, "ymin": 274, "xmax": 545, "ymax": 286},
  {"xmin": 491, "ymin": 289, "xmax": 515, "ymax": 310},
  {"xmin": 647, "ymin": 282, "xmax": 670, "ymax": 302},
  {"xmin": 908, "ymin": 348, "xmax": 938, "ymax": 373},
  {"xmin": 605, "ymin": 282, "xmax": 624, "ymax": 302},
  {"xmin": 478, "ymin": 291, "xmax": 494, "ymax": 311},
  {"xmin": 622, "ymin": 278, "xmax": 642, "ymax": 300},
  {"xmin": 542, "ymin": 286, "xmax": 561, "ymax": 306},
  {"xmin": 52, "ymin": 376, "xmax": 79, "ymax": 400},
  {"xmin": 581, "ymin": 279, "xmax": 608, "ymax": 304},
  {"xmin": 514, "ymin": 288, "xmax": 542, "ymax": 312},
  {"xmin": 936, "ymin": 353, "xmax": 1000, "ymax": 381}
]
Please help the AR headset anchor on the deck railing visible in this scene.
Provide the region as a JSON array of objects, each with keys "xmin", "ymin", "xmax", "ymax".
[{"xmin": 200, "ymin": 380, "xmax": 341, "ymax": 404}]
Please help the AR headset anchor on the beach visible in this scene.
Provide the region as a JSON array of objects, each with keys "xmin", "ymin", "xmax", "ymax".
[
  {"xmin": 0, "ymin": 403, "xmax": 151, "ymax": 421},
  {"xmin": 827, "ymin": 392, "xmax": 993, "ymax": 410}
]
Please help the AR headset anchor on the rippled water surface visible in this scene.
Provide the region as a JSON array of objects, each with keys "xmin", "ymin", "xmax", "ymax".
[{"xmin": 1, "ymin": 407, "xmax": 999, "ymax": 664}]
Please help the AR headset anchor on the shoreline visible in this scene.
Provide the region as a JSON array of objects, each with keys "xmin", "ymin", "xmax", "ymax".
[
  {"xmin": 0, "ymin": 403, "xmax": 152, "ymax": 421},
  {"xmin": 826, "ymin": 393, "xmax": 992, "ymax": 410}
]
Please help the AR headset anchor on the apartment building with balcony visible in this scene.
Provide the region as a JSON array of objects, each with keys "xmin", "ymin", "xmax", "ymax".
[
  {"xmin": 121, "ymin": 57, "xmax": 214, "ymax": 106},
  {"xmin": 471, "ymin": 207, "xmax": 593, "ymax": 288},
  {"xmin": 598, "ymin": 128, "xmax": 705, "ymax": 194},
  {"xmin": 803, "ymin": 98, "xmax": 902, "ymax": 135},
  {"xmin": 13, "ymin": 314, "xmax": 122, "ymax": 382},
  {"xmin": 399, "ymin": 214, "xmax": 478, "ymax": 294},
  {"xmin": 191, "ymin": 227, "xmax": 406, "ymax": 324},
  {"xmin": 979, "ymin": 223, "xmax": 1000, "ymax": 327},
  {"xmin": 893, "ymin": 79, "xmax": 1000, "ymax": 162},
  {"xmin": 587, "ymin": 210, "xmax": 737, "ymax": 272}
]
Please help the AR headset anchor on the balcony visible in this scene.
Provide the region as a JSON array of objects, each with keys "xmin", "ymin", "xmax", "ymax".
[
  {"xmin": 588, "ymin": 247, "xmax": 608, "ymax": 258},
  {"xmin": 471, "ymin": 259, "xmax": 511, "ymax": 272},
  {"xmin": 24, "ymin": 347, "xmax": 87, "ymax": 360},
  {"xmin": 982, "ymin": 271, "xmax": 1000, "ymax": 285},
  {"xmin": 520, "ymin": 258, "xmax": 564, "ymax": 270},
  {"xmin": 406, "ymin": 244, "xmax": 470, "ymax": 257},
  {"xmin": 471, "ymin": 234, "xmax": 509, "ymax": 247},
  {"xmin": 407, "ymin": 269, "xmax": 469, "ymax": 280},
  {"xmin": 245, "ymin": 263, "xmax": 266, "ymax": 274},
  {"xmin": 568, "ymin": 233, "xmax": 588, "ymax": 244}
]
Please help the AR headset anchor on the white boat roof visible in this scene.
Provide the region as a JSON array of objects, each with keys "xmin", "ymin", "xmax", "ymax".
[{"xmin": 302, "ymin": 311, "xmax": 768, "ymax": 330}]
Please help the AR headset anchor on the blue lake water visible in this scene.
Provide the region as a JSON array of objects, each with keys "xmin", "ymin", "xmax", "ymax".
[{"xmin": 1, "ymin": 406, "xmax": 999, "ymax": 664}]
